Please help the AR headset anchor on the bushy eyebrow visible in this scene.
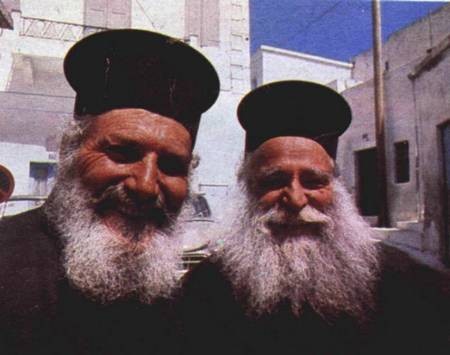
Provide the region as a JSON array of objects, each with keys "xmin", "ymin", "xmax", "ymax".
[
  {"xmin": 255, "ymin": 166, "xmax": 333, "ymax": 181},
  {"xmin": 301, "ymin": 168, "xmax": 333, "ymax": 181},
  {"xmin": 97, "ymin": 134, "xmax": 191, "ymax": 162},
  {"xmin": 254, "ymin": 167, "xmax": 286, "ymax": 180},
  {"xmin": 97, "ymin": 135, "xmax": 138, "ymax": 148}
]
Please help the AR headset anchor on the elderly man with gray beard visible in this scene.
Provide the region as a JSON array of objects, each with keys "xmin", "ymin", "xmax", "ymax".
[
  {"xmin": 181, "ymin": 81, "xmax": 450, "ymax": 355},
  {"xmin": 0, "ymin": 30, "xmax": 219, "ymax": 355}
]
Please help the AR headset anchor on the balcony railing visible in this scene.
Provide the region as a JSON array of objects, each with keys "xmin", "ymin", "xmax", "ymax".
[{"xmin": 20, "ymin": 16, "xmax": 106, "ymax": 42}]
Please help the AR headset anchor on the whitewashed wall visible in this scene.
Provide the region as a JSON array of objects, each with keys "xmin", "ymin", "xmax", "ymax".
[{"xmin": 252, "ymin": 45, "xmax": 352, "ymax": 87}]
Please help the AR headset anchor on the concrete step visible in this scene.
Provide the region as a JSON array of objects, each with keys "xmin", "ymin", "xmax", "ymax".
[
  {"xmin": 372, "ymin": 226, "xmax": 422, "ymax": 250},
  {"xmin": 395, "ymin": 220, "xmax": 423, "ymax": 233}
]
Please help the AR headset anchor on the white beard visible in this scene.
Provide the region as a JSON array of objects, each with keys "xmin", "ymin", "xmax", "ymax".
[
  {"xmin": 214, "ymin": 180, "xmax": 380, "ymax": 322},
  {"xmin": 44, "ymin": 173, "xmax": 185, "ymax": 305}
]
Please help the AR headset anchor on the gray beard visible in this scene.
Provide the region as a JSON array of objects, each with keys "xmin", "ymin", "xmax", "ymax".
[
  {"xmin": 214, "ymin": 181, "xmax": 380, "ymax": 322},
  {"xmin": 44, "ymin": 175, "xmax": 184, "ymax": 305}
]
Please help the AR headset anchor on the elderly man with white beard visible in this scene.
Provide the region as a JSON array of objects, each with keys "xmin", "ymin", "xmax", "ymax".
[
  {"xmin": 0, "ymin": 30, "xmax": 219, "ymax": 355},
  {"xmin": 181, "ymin": 81, "xmax": 450, "ymax": 355}
]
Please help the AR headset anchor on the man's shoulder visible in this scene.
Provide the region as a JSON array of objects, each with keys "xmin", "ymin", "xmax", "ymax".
[
  {"xmin": 0, "ymin": 206, "xmax": 63, "ymax": 318},
  {"xmin": 182, "ymin": 258, "xmax": 226, "ymax": 290},
  {"xmin": 371, "ymin": 243, "xmax": 450, "ymax": 353},
  {"xmin": 0, "ymin": 207, "xmax": 46, "ymax": 238},
  {"xmin": 181, "ymin": 257, "xmax": 236, "ymax": 306},
  {"xmin": 376, "ymin": 242, "xmax": 450, "ymax": 313},
  {"xmin": 377, "ymin": 242, "xmax": 450, "ymax": 293},
  {"xmin": 0, "ymin": 206, "xmax": 62, "ymax": 282},
  {"xmin": 0, "ymin": 207, "xmax": 60, "ymax": 254}
]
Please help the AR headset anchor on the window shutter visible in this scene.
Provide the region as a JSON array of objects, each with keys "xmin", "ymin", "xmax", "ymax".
[
  {"xmin": 185, "ymin": 0, "xmax": 220, "ymax": 47},
  {"xmin": 186, "ymin": 0, "xmax": 202, "ymax": 39},
  {"xmin": 84, "ymin": 0, "xmax": 107, "ymax": 28},
  {"xmin": 201, "ymin": 0, "xmax": 220, "ymax": 46},
  {"xmin": 107, "ymin": 0, "xmax": 131, "ymax": 28},
  {"xmin": 84, "ymin": 0, "xmax": 130, "ymax": 29}
]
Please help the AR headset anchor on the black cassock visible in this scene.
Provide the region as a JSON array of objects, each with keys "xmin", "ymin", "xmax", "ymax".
[
  {"xmin": 0, "ymin": 207, "xmax": 181, "ymax": 355},
  {"xmin": 181, "ymin": 244, "xmax": 450, "ymax": 355}
]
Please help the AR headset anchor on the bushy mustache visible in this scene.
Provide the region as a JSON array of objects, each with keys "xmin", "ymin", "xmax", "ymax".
[
  {"xmin": 262, "ymin": 204, "xmax": 333, "ymax": 230},
  {"xmin": 91, "ymin": 184, "xmax": 171, "ymax": 227}
]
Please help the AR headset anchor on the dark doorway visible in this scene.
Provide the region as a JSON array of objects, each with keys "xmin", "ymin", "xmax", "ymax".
[
  {"xmin": 440, "ymin": 122, "xmax": 450, "ymax": 261},
  {"xmin": 355, "ymin": 148, "xmax": 380, "ymax": 216}
]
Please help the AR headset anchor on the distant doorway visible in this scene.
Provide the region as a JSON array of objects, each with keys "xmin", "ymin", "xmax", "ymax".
[
  {"xmin": 355, "ymin": 148, "xmax": 380, "ymax": 216},
  {"xmin": 440, "ymin": 122, "xmax": 450, "ymax": 261}
]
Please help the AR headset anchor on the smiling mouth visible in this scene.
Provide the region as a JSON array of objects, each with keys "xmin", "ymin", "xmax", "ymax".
[
  {"xmin": 266, "ymin": 220, "xmax": 324, "ymax": 235},
  {"xmin": 95, "ymin": 198, "xmax": 170, "ymax": 225},
  {"xmin": 118, "ymin": 205, "xmax": 168, "ymax": 221}
]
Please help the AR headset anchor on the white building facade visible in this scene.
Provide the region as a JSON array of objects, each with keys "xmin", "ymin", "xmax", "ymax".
[{"xmin": 251, "ymin": 45, "xmax": 354, "ymax": 90}]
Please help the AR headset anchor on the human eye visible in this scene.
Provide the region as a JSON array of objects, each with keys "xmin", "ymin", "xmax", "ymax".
[
  {"xmin": 301, "ymin": 171, "xmax": 330, "ymax": 190},
  {"xmin": 158, "ymin": 154, "xmax": 188, "ymax": 176},
  {"xmin": 104, "ymin": 144, "xmax": 141, "ymax": 163},
  {"xmin": 257, "ymin": 171, "xmax": 289, "ymax": 191}
]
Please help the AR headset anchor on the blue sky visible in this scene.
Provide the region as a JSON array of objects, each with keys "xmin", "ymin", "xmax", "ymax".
[{"xmin": 250, "ymin": 0, "xmax": 447, "ymax": 61}]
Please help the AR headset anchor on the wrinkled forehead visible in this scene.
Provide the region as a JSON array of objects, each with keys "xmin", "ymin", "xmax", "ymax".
[
  {"xmin": 251, "ymin": 136, "xmax": 334, "ymax": 172},
  {"xmin": 81, "ymin": 108, "xmax": 193, "ymax": 155}
]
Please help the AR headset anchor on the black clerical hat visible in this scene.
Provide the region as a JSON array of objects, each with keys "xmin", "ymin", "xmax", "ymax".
[
  {"xmin": 237, "ymin": 81, "xmax": 352, "ymax": 158},
  {"xmin": 64, "ymin": 29, "xmax": 220, "ymax": 141}
]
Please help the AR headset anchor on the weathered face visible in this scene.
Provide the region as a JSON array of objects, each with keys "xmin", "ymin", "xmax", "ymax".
[
  {"xmin": 76, "ymin": 108, "xmax": 192, "ymax": 229},
  {"xmin": 249, "ymin": 136, "xmax": 334, "ymax": 213}
]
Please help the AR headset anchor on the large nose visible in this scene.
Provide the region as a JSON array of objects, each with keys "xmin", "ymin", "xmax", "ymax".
[
  {"xmin": 281, "ymin": 178, "xmax": 308, "ymax": 212},
  {"xmin": 125, "ymin": 153, "xmax": 159, "ymax": 200}
]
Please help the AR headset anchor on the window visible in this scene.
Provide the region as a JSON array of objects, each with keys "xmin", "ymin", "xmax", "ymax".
[
  {"xmin": 190, "ymin": 193, "xmax": 211, "ymax": 218},
  {"xmin": 394, "ymin": 141, "xmax": 409, "ymax": 183},
  {"xmin": 355, "ymin": 148, "xmax": 379, "ymax": 216},
  {"xmin": 185, "ymin": 0, "xmax": 220, "ymax": 47},
  {"xmin": 84, "ymin": 0, "xmax": 131, "ymax": 29},
  {"xmin": 29, "ymin": 162, "xmax": 57, "ymax": 196}
]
